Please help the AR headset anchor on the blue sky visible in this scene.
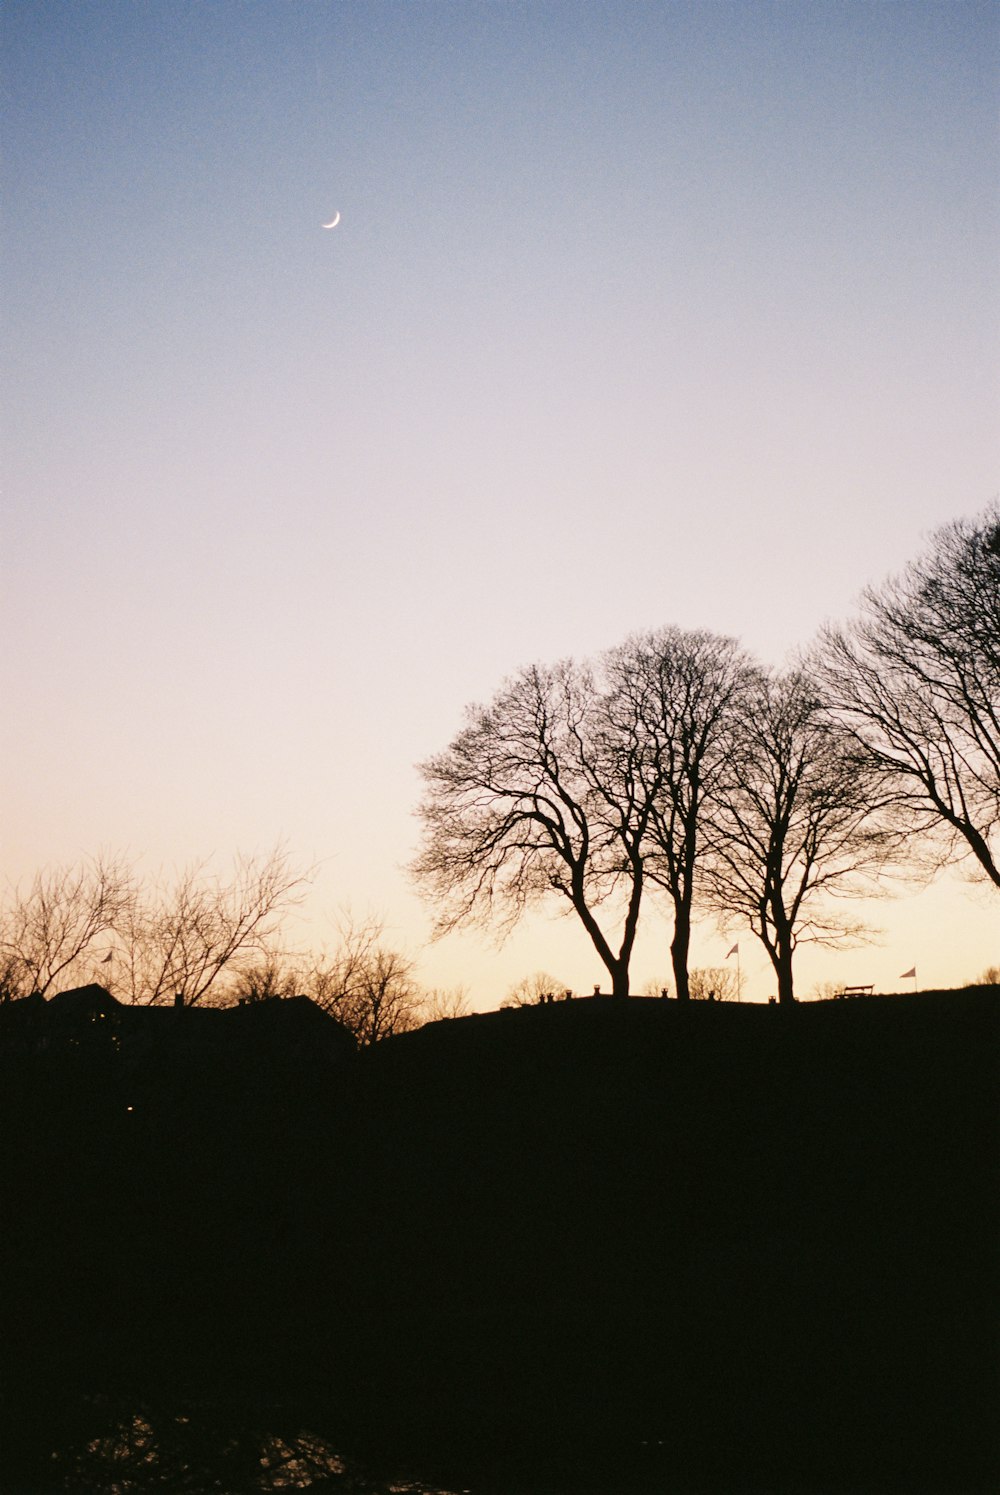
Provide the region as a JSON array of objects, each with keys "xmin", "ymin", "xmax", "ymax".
[{"xmin": 3, "ymin": 1, "xmax": 998, "ymax": 1000}]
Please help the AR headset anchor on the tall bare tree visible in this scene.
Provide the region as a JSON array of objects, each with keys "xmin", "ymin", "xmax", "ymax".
[
  {"xmin": 704, "ymin": 670, "xmax": 890, "ymax": 1004},
  {"xmin": 412, "ymin": 660, "xmax": 660, "ymax": 999},
  {"xmin": 115, "ymin": 848, "xmax": 309, "ymax": 1006},
  {"xmin": 820, "ymin": 504, "xmax": 1000, "ymax": 889},
  {"xmin": 603, "ymin": 628, "xmax": 752, "ymax": 1001},
  {"xmin": 0, "ymin": 856, "xmax": 135, "ymax": 998}
]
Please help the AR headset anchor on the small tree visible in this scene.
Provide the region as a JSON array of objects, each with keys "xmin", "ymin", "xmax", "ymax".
[
  {"xmin": 309, "ymin": 916, "xmax": 423, "ymax": 1046},
  {"xmin": 502, "ymin": 970, "xmax": 568, "ymax": 1007},
  {"xmin": 704, "ymin": 669, "xmax": 891, "ymax": 1004},
  {"xmin": 0, "ymin": 855, "xmax": 135, "ymax": 998},
  {"xmin": 0, "ymin": 950, "xmax": 30, "ymax": 1003},
  {"xmin": 230, "ymin": 955, "xmax": 303, "ymax": 1003},
  {"xmin": 688, "ymin": 966, "xmax": 738, "ymax": 1002},
  {"xmin": 422, "ymin": 986, "xmax": 471, "ymax": 1021},
  {"xmin": 115, "ymin": 848, "xmax": 308, "ymax": 1006}
]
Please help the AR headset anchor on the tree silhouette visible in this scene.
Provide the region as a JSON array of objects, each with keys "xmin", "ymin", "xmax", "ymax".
[
  {"xmin": 502, "ymin": 970, "xmax": 569, "ymax": 1006},
  {"xmin": 309, "ymin": 914, "xmax": 424, "ymax": 1045},
  {"xmin": 412, "ymin": 660, "xmax": 661, "ymax": 999},
  {"xmin": 603, "ymin": 628, "xmax": 752, "ymax": 1001},
  {"xmin": 687, "ymin": 965, "xmax": 738, "ymax": 1001},
  {"xmin": 820, "ymin": 503, "xmax": 1000, "ymax": 890},
  {"xmin": 0, "ymin": 855, "xmax": 134, "ymax": 998},
  {"xmin": 422, "ymin": 985, "xmax": 471, "ymax": 1021},
  {"xmin": 113, "ymin": 848, "xmax": 309, "ymax": 1006},
  {"xmin": 704, "ymin": 670, "xmax": 890, "ymax": 1004},
  {"xmin": 231, "ymin": 954, "xmax": 302, "ymax": 1003}
]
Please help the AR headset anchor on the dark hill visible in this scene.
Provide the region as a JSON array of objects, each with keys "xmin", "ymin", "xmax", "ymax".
[
  {"xmin": 1, "ymin": 988, "xmax": 996, "ymax": 1493},
  {"xmin": 336, "ymin": 990, "xmax": 998, "ymax": 1490}
]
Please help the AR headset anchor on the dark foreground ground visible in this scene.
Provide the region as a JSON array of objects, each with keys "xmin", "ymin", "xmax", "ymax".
[{"xmin": 1, "ymin": 987, "xmax": 997, "ymax": 1493}]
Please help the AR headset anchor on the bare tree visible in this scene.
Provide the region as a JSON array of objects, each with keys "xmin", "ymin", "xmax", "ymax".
[
  {"xmin": 501, "ymin": 970, "xmax": 569, "ymax": 1007},
  {"xmin": 412, "ymin": 660, "xmax": 659, "ymax": 999},
  {"xmin": 704, "ymin": 669, "xmax": 891, "ymax": 1005},
  {"xmin": 820, "ymin": 504, "xmax": 1000, "ymax": 889},
  {"xmin": 603, "ymin": 628, "xmax": 753, "ymax": 1001},
  {"xmin": 230, "ymin": 954, "xmax": 303, "ymax": 1004},
  {"xmin": 115, "ymin": 848, "xmax": 309, "ymax": 1006},
  {"xmin": 0, "ymin": 856, "xmax": 135, "ymax": 998},
  {"xmin": 422, "ymin": 985, "xmax": 472, "ymax": 1021},
  {"xmin": 309, "ymin": 915, "xmax": 424, "ymax": 1045},
  {"xmin": 688, "ymin": 966, "xmax": 739, "ymax": 1002},
  {"xmin": 0, "ymin": 952, "xmax": 24, "ymax": 1003},
  {"xmin": 809, "ymin": 980, "xmax": 843, "ymax": 1002}
]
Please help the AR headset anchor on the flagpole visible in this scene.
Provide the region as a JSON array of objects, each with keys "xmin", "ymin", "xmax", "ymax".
[{"xmin": 725, "ymin": 941, "xmax": 741, "ymax": 1002}]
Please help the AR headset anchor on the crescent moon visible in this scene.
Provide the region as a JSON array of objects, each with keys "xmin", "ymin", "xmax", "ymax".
[{"xmin": 322, "ymin": 211, "xmax": 341, "ymax": 229}]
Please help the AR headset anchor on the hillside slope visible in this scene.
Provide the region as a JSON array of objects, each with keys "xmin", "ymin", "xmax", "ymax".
[{"xmin": 2, "ymin": 988, "xmax": 996, "ymax": 1492}]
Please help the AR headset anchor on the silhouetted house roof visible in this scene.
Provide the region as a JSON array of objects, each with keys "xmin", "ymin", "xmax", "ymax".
[
  {"xmin": 0, "ymin": 985, "xmax": 355, "ymax": 1067},
  {"xmin": 0, "ymin": 991, "xmax": 48, "ymax": 1053},
  {"xmin": 48, "ymin": 984, "xmax": 122, "ymax": 1023}
]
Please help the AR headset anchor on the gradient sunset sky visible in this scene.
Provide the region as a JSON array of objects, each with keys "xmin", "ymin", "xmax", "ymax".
[{"xmin": 3, "ymin": 0, "xmax": 998, "ymax": 1002}]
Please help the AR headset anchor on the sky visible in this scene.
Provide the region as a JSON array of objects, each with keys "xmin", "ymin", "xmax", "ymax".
[{"xmin": 3, "ymin": 0, "xmax": 998, "ymax": 1004}]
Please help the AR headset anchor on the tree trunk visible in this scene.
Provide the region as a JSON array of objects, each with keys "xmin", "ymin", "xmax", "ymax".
[
  {"xmin": 570, "ymin": 860, "xmax": 641, "ymax": 1000},
  {"xmin": 610, "ymin": 963, "xmax": 630, "ymax": 999},
  {"xmin": 775, "ymin": 941, "xmax": 796, "ymax": 1004},
  {"xmin": 573, "ymin": 924, "xmax": 631, "ymax": 997},
  {"xmin": 671, "ymin": 904, "xmax": 692, "ymax": 1003}
]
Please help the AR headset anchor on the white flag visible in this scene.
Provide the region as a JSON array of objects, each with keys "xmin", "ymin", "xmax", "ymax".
[{"xmin": 726, "ymin": 942, "xmax": 739, "ymax": 959}]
